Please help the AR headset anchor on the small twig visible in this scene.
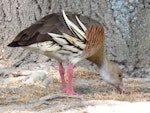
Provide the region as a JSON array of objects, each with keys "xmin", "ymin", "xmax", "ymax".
[
  {"xmin": 40, "ymin": 94, "xmax": 83, "ymax": 101},
  {"xmin": 26, "ymin": 94, "xmax": 83, "ymax": 110}
]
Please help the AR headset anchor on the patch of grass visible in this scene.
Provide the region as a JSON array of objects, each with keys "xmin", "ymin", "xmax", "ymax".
[{"xmin": 0, "ymin": 68, "xmax": 149, "ymax": 106}]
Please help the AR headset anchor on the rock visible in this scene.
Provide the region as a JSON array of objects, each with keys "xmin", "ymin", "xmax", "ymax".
[{"xmin": 23, "ymin": 70, "xmax": 48, "ymax": 84}]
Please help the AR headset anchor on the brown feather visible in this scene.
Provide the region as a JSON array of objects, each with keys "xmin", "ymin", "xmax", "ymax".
[{"xmin": 83, "ymin": 25, "xmax": 104, "ymax": 59}]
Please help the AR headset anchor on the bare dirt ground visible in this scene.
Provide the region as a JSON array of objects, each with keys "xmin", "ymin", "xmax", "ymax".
[{"xmin": 0, "ymin": 67, "xmax": 150, "ymax": 113}]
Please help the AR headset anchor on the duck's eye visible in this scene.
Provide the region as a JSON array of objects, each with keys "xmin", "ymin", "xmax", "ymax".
[{"xmin": 118, "ymin": 74, "xmax": 122, "ymax": 77}]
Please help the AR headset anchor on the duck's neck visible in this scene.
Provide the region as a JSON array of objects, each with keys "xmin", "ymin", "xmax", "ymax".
[
  {"xmin": 87, "ymin": 46, "xmax": 112, "ymax": 82},
  {"xmin": 99, "ymin": 57, "xmax": 113, "ymax": 83},
  {"xmin": 87, "ymin": 45, "xmax": 106, "ymax": 67}
]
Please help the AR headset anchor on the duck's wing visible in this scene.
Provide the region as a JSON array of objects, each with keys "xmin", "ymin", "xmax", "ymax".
[
  {"xmin": 8, "ymin": 11, "xmax": 103, "ymax": 58},
  {"xmin": 49, "ymin": 11, "xmax": 104, "ymax": 58}
]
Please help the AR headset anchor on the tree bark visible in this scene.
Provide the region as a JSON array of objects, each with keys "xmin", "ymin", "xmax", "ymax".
[{"xmin": 0, "ymin": 0, "xmax": 149, "ymax": 77}]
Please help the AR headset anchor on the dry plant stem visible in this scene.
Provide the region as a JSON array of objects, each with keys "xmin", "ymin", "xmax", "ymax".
[
  {"xmin": 26, "ymin": 94, "xmax": 83, "ymax": 109},
  {"xmin": 40, "ymin": 94, "xmax": 83, "ymax": 101}
]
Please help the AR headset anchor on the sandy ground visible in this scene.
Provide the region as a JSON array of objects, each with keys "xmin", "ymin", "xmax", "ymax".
[{"xmin": 0, "ymin": 68, "xmax": 150, "ymax": 113}]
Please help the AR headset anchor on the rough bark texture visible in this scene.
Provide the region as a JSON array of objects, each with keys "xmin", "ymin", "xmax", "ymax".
[{"xmin": 0, "ymin": 0, "xmax": 149, "ymax": 77}]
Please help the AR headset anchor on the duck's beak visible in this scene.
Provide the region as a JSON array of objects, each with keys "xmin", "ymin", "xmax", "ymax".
[{"xmin": 116, "ymin": 84, "xmax": 129, "ymax": 94}]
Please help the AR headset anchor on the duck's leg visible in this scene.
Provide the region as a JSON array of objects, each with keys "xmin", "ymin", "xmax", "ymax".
[
  {"xmin": 66, "ymin": 64, "xmax": 79, "ymax": 95},
  {"xmin": 59, "ymin": 62, "xmax": 66, "ymax": 93}
]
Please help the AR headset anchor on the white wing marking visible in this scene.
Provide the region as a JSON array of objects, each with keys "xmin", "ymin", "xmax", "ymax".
[
  {"xmin": 75, "ymin": 16, "xmax": 87, "ymax": 32},
  {"xmin": 62, "ymin": 10, "xmax": 86, "ymax": 40}
]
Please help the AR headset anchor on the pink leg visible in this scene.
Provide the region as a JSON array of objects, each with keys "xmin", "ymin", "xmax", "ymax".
[
  {"xmin": 66, "ymin": 64, "xmax": 79, "ymax": 95},
  {"xmin": 59, "ymin": 62, "xmax": 66, "ymax": 93}
]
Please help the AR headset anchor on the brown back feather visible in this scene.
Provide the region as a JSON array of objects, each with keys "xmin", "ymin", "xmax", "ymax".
[{"xmin": 83, "ymin": 25, "xmax": 104, "ymax": 58}]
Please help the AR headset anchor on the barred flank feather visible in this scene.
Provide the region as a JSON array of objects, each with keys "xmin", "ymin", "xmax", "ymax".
[
  {"xmin": 63, "ymin": 33, "xmax": 85, "ymax": 50},
  {"xmin": 48, "ymin": 33, "xmax": 68, "ymax": 45}
]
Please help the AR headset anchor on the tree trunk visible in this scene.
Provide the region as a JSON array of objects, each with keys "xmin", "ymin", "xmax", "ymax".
[{"xmin": 0, "ymin": 0, "xmax": 149, "ymax": 77}]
